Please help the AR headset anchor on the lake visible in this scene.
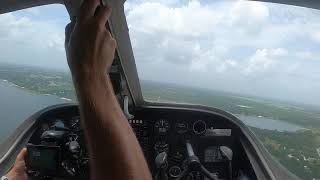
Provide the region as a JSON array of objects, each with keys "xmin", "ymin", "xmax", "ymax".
[
  {"xmin": 0, "ymin": 80, "xmax": 304, "ymax": 145},
  {"xmin": 237, "ymin": 115, "xmax": 304, "ymax": 132},
  {"xmin": 0, "ymin": 80, "xmax": 65, "ymax": 144}
]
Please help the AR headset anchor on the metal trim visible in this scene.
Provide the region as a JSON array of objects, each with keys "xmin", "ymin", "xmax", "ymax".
[{"xmin": 106, "ymin": 1, "xmax": 145, "ymax": 106}]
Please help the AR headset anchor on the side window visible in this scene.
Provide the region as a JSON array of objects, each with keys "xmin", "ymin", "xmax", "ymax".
[{"xmin": 0, "ymin": 5, "xmax": 75, "ymax": 145}]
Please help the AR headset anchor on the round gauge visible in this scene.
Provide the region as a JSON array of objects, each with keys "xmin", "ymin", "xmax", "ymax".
[
  {"xmin": 154, "ymin": 119, "xmax": 170, "ymax": 135},
  {"xmin": 172, "ymin": 151, "xmax": 184, "ymax": 162},
  {"xmin": 70, "ymin": 116, "xmax": 81, "ymax": 131},
  {"xmin": 154, "ymin": 141, "xmax": 169, "ymax": 153},
  {"xmin": 169, "ymin": 166, "xmax": 182, "ymax": 178},
  {"xmin": 175, "ymin": 121, "xmax": 188, "ymax": 134},
  {"xmin": 193, "ymin": 120, "xmax": 207, "ymax": 135}
]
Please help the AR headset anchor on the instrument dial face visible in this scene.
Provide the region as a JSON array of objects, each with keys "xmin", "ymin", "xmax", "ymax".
[
  {"xmin": 154, "ymin": 119, "xmax": 170, "ymax": 135},
  {"xmin": 175, "ymin": 121, "xmax": 188, "ymax": 134},
  {"xmin": 169, "ymin": 166, "xmax": 182, "ymax": 178},
  {"xmin": 193, "ymin": 120, "xmax": 207, "ymax": 135},
  {"xmin": 70, "ymin": 116, "xmax": 81, "ymax": 131},
  {"xmin": 154, "ymin": 141, "xmax": 169, "ymax": 153}
]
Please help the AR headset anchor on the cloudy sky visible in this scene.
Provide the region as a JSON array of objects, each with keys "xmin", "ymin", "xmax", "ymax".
[
  {"xmin": 1, "ymin": 0, "xmax": 320, "ymax": 106},
  {"xmin": 0, "ymin": 5, "xmax": 68, "ymax": 69}
]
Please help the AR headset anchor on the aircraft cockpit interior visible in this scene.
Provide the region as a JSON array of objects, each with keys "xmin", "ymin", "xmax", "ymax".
[{"xmin": 1, "ymin": 0, "xmax": 320, "ymax": 180}]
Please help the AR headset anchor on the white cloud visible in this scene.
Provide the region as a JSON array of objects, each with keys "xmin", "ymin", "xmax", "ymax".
[
  {"xmin": 127, "ymin": 1, "xmax": 219, "ymax": 37},
  {"xmin": 1, "ymin": 1, "xmax": 320, "ymax": 105},
  {"xmin": 243, "ymin": 48, "xmax": 288, "ymax": 74},
  {"xmin": 271, "ymin": 48, "xmax": 288, "ymax": 56},
  {"xmin": 126, "ymin": 0, "xmax": 275, "ymax": 74},
  {"xmin": 296, "ymin": 51, "xmax": 314, "ymax": 60},
  {"xmin": 310, "ymin": 30, "xmax": 320, "ymax": 43},
  {"xmin": 190, "ymin": 60, "xmax": 207, "ymax": 72},
  {"xmin": 228, "ymin": 0, "xmax": 269, "ymax": 30},
  {"xmin": 225, "ymin": 59, "xmax": 238, "ymax": 67},
  {"xmin": 125, "ymin": 0, "xmax": 320, "ymax": 78},
  {"xmin": 0, "ymin": 10, "xmax": 67, "ymax": 69}
]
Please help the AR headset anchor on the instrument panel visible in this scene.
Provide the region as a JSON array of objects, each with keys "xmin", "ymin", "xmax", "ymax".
[
  {"xmin": 26, "ymin": 106, "xmax": 256, "ymax": 180},
  {"xmin": 128, "ymin": 109, "xmax": 239, "ymax": 180}
]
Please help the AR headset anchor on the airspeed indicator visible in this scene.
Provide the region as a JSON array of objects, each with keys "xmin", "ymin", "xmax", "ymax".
[{"xmin": 154, "ymin": 119, "xmax": 170, "ymax": 135}]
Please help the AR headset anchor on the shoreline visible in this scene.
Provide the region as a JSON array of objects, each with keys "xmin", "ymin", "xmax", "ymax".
[{"xmin": 0, "ymin": 79, "xmax": 73, "ymax": 102}]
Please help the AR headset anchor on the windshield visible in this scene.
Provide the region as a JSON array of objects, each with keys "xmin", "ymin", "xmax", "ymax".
[
  {"xmin": 125, "ymin": 0, "xmax": 320, "ymax": 179},
  {"xmin": 0, "ymin": 5, "xmax": 73, "ymax": 145}
]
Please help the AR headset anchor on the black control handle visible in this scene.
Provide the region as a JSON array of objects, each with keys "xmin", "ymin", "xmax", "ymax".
[
  {"xmin": 155, "ymin": 152, "xmax": 168, "ymax": 180},
  {"xmin": 177, "ymin": 141, "xmax": 218, "ymax": 180}
]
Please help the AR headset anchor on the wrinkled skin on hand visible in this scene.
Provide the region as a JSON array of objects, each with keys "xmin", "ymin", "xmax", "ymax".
[
  {"xmin": 6, "ymin": 148, "xmax": 28, "ymax": 180},
  {"xmin": 65, "ymin": 0, "xmax": 116, "ymax": 80}
]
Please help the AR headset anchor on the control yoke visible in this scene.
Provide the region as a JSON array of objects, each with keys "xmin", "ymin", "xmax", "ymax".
[{"xmin": 176, "ymin": 140, "xmax": 218, "ymax": 180}]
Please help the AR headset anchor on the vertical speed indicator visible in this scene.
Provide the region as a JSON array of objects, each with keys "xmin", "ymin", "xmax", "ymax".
[{"xmin": 154, "ymin": 119, "xmax": 170, "ymax": 135}]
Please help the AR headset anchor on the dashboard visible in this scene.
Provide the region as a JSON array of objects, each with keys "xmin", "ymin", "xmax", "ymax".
[{"xmin": 26, "ymin": 106, "xmax": 257, "ymax": 180}]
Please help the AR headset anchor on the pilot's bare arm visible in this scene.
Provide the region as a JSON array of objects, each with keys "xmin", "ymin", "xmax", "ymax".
[{"xmin": 64, "ymin": 1, "xmax": 151, "ymax": 180}]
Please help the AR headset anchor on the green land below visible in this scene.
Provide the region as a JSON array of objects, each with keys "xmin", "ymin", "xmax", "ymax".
[{"xmin": 0, "ymin": 63, "xmax": 320, "ymax": 179}]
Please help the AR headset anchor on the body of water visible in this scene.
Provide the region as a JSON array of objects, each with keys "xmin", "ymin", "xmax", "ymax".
[
  {"xmin": 0, "ymin": 80, "xmax": 65, "ymax": 144},
  {"xmin": 0, "ymin": 80, "xmax": 304, "ymax": 145},
  {"xmin": 237, "ymin": 115, "xmax": 304, "ymax": 132}
]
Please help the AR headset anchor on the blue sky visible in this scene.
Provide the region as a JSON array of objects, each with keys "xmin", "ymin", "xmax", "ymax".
[{"xmin": 1, "ymin": 0, "xmax": 320, "ymax": 106}]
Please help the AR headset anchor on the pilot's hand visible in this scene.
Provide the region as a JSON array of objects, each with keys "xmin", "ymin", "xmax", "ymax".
[
  {"xmin": 65, "ymin": 0, "xmax": 116, "ymax": 82},
  {"xmin": 6, "ymin": 148, "xmax": 28, "ymax": 180}
]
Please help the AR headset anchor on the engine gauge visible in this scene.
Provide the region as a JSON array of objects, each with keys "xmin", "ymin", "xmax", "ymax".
[
  {"xmin": 70, "ymin": 116, "xmax": 81, "ymax": 131},
  {"xmin": 154, "ymin": 141, "xmax": 169, "ymax": 153},
  {"xmin": 154, "ymin": 119, "xmax": 170, "ymax": 135},
  {"xmin": 172, "ymin": 151, "xmax": 184, "ymax": 163},
  {"xmin": 169, "ymin": 166, "xmax": 182, "ymax": 178},
  {"xmin": 193, "ymin": 120, "xmax": 207, "ymax": 135},
  {"xmin": 175, "ymin": 121, "xmax": 188, "ymax": 134}
]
